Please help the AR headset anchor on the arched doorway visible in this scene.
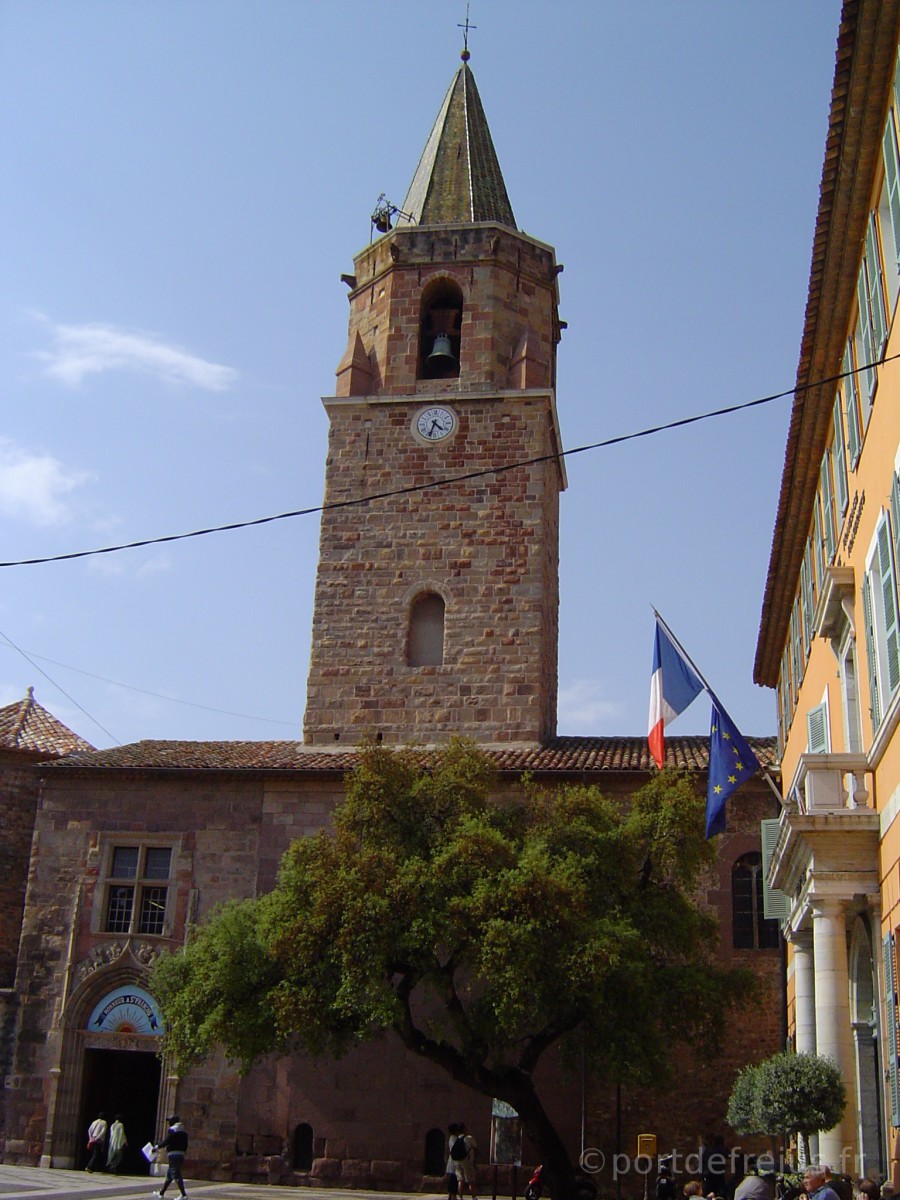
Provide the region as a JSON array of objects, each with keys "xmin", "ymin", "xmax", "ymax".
[{"xmin": 48, "ymin": 961, "xmax": 173, "ymax": 1171}]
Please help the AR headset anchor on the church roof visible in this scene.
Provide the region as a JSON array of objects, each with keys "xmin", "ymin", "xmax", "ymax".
[
  {"xmin": 398, "ymin": 56, "xmax": 516, "ymax": 229},
  {"xmin": 41, "ymin": 734, "xmax": 777, "ymax": 777},
  {"xmin": 0, "ymin": 688, "xmax": 94, "ymax": 757}
]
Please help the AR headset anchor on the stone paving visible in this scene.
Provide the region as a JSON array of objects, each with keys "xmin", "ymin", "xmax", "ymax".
[{"xmin": 0, "ymin": 1166, "xmax": 430, "ymax": 1200}]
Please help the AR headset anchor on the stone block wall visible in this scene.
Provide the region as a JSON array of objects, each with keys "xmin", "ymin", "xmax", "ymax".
[
  {"xmin": 0, "ymin": 752, "xmax": 42, "ymax": 988},
  {"xmin": 304, "ymin": 393, "xmax": 562, "ymax": 745},
  {"xmin": 341, "ymin": 224, "xmax": 560, "ymax": 397}
]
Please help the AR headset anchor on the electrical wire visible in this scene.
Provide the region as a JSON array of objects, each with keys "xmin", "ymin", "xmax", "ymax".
[
  {"xmin": 0, "ymin": 637, "xmax": 298, "ymax": 728},
  {"xmin": 0, "ymin": 625, "xmax": 121, "ymax": 745},
  {"xmin": 1, "ymin": 351, "xmax": 894, "ymax": 570}
]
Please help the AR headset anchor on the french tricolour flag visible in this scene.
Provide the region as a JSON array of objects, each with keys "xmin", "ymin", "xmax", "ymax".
[{"xmin": 648, "ymin": 617, "xmax": 704, "ymax": 769}]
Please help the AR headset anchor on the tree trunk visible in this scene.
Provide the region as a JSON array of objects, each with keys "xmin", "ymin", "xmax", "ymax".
[{"xmin": 491, "ymin": 1070, "xmax": 593, "ymax": 1200}]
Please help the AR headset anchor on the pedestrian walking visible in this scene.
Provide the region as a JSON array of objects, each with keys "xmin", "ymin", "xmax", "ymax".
[
  {"xmin": 106, "ymin": 1114, "xmax": 127, "ymax": 1173},
  {"xmin": 85, "ymin": 1111, "xmax": 108, "ymax": 1174},
  {"xmin": 151, "ymin": 1114, "xmax": 188, "ymax": 1199},
  {"xmin": 446, "ymin": 1124, "xmax": 461, "ymax": 1200},
  {"xmin": 449, "ymin": 1122, "xmax": 478, "ymax": 1200}
]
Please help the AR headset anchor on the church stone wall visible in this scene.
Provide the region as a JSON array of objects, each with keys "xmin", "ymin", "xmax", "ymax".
[{"xmin": 304, "ymin": 392, "xmax": 561, "ymax": 745}]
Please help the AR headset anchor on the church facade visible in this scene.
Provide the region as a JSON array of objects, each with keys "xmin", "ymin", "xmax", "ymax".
[{"xmin": 1, "ymin": 50, "xmax": 782, "ymax": 1194}]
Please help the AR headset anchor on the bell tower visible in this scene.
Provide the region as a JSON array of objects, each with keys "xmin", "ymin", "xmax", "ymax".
[{"xmin": 303, "ymin": 51, "xmax": 566, "ymax": 747}]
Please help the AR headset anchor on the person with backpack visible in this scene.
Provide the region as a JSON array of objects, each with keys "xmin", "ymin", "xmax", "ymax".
[{"xmin": 449, "ymin": 1122, "xmax": 477, "ymax": 1200}]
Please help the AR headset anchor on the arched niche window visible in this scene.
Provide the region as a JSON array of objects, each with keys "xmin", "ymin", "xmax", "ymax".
[
  {"xmin": 293, "ymin": 1122, "xmax": 313, "ymax": 1171},
  {"xmin": 732, "ymin": 851, "xmax": 780, "ymax": 950},
  {"xmin": 419, "ymin": 279, "xmax": 463, "ymax": 380},
  {"xmin": 424, "ymin": 1127, "xmax": 446, "ymax": 1176},
  {"xmin": 408, "ymin": 592, "xmax": 445, "ymax": 666}
]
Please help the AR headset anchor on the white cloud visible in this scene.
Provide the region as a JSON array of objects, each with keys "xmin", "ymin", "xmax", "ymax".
[
  {"xmin": 557, "ymin": 679, "xmax": 625, "ymax": 734},
  {"xmin": 0, "ymin": 438, "xmax": 92, "ymax": 526},
  {"xmin": 36, "ymin": 319, "xmax": 238, "ymax": 392}
]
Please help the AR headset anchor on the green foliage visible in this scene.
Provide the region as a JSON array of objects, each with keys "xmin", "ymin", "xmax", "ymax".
[
  {"xmin": 756, "ymin": 1052, "xmax": 846, "ymax": 1138},
  {"xmin": 727, "ymin": 1062, "xmax": 766, "ymax": 1135},
  {"xmin": 726, "ymin": 1052, "xmax": 846, "ymax": 1147},
  {"xmin": 151, "ymin": 898, "xmax": 283, "ymax": 1069},
  {"xmin": 153, "ymin": 741, "xmax": 753, "ymax": 1095}
]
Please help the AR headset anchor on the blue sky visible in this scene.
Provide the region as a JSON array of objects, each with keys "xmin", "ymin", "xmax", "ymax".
[{"xmin": 0, "ymin": 1, "xmax": 841, "ymax": 749}]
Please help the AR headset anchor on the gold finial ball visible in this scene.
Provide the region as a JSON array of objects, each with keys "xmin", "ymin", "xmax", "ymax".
[{"xmin": 461, "ymin": 48, "xmax": 470, "ymax": 61}]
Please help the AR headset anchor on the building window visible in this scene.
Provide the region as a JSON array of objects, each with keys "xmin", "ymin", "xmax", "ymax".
[
  {"xmin": 732, "ymin": 852, "xmax": 780, "ymax": 950},
  {"xmin": 104, "ymin": 845, "xmax": 172, "ymax": 936},
  {"xmin": 408, "ymin": 592, "xmax": 445, "ymax": 666},
  {"xmin": 863, "ymin": 511, "xmax": 900, "ymax": 729}
]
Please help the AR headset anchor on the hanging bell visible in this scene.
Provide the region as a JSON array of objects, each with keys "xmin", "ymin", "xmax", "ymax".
[{"xmin": 426, "ymin": 333, "xmax": 456, "ymax": 366}]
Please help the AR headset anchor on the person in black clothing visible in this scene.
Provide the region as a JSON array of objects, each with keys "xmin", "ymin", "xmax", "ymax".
[
  {"xmin": 656, "ymin": 1163, "xmax": 677, "ymax": 1200},
  {"xmin": 152, "ymin": 1115, "xmax": 188, "ymax": 1199}
]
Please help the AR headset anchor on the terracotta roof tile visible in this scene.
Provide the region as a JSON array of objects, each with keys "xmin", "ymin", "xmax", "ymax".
[
  {"xmin": 43, "ymin": 734, "xmax": 777, "ymax": 777},
  {"xmin": 0, "ymin": 688, "xmax": 94, "ymax": 757}
]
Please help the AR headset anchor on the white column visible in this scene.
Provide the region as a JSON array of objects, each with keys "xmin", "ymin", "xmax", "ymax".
[
  {"xmin": 812, "ymin": 898, "xmax": 857, "ymax": 1172},
  {"xmin": 792, "ymin": 930, "xmax": 817, "ymax": 1055}
]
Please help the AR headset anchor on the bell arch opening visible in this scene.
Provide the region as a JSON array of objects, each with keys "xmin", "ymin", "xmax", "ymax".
[{"xmin": 419, "ymin": 279, "xmax": 463, "ymax": 380}]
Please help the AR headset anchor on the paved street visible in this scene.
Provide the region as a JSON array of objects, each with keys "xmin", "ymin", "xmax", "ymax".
[{"xmin": 0, "ymin": 1166, "xmax": 428, "ymax": 1200}]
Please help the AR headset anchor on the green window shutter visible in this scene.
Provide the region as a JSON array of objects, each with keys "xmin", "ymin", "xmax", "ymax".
[
  {"xmin": 883, "ymin": 931, "xmax": 900, "ymax": 1127},
  {"xmin": 866, "ymin": 215, "xmax": 889, "ymax": 354},
  {"xmin": 832, "ymin": 397, "xmax": 848, "ymax": 514},
  {"xmin": 857, "ymin": 266, "xmax": 877, "ymax": 408},
  {"xmin": 791, "ymin": 601, "xmax": 803, "ymax": 698},
  {"xmin": 891, "ymin": 473, "xmax": 900, "ymax": 568},
  {"xmin": 844, "ymin": 344, "xmax": 862, "ymax": 465},
  {"xmin": 820, "ymin": 455, "xmax": 837, "ymax": 561},
  {"xmin": 864, "ymin": 572, "xmax": 883, "ymax": 727},
  {"xmin": 884, "ymin": 116, "xmax": 900, "ymax": 275},
  {"xmin": 813, "ymin": 496, "xmax": 826, "ymax": 585},
  {"xmin": 877, "ymin": 516, "xmax": 900, "ymax": 695},
  {"xmin": 801, "ymin": 551, "xmax": 813, "ymax": 656},
  {"xmin": 807, "ymin": 701, "xmax": 829, "ymax": 753},
  {"xmin": 760, "ymin": 819, "xmax": 791, "ymax": 922}
]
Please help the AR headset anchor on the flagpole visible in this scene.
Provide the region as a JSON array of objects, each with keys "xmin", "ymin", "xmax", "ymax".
[
  {"xmin": 652, "ymin": 606, "xmax": 784, "ymax": 807},
  {"xmin": 651, "ymin": 607, "xmax": 719, "ymax": 703}
]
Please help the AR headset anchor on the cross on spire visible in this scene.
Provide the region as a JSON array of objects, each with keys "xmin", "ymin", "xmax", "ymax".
[{"xmin": 458, "ymin": 3, "xmax": 476, "ymax": 61}]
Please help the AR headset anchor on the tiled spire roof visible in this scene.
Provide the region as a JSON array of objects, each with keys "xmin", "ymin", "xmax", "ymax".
[
  {"xmin": 0, "ymin": 687, "xmax": 93, "ymax": 757},
  {"xmin": 399, "ymin": 57, "xmax": 516, "ymax": 229}
]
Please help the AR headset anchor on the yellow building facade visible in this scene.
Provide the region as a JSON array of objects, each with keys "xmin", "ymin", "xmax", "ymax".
[{"xmin": 755, "ymin": 0, "xmax": 900, "ymax": 1181}]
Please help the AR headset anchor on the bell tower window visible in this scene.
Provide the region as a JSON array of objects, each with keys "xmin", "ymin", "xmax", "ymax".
[
  {"xmin": 408, "ymin": 592, "xmax": 445, "ymax": 666},
  {"xmin": 419, "ymin": 280, "xmax": 462, "ymax": 380}
]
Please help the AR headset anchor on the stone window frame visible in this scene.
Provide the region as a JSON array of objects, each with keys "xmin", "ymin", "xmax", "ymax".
[{"xmin": 90, "ymin": 835, "xmax": 184, "ymax": 940}]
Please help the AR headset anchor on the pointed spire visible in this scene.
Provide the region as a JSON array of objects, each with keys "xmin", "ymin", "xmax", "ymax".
[{"xmin": 399, "ymin": 57, "xmax": 516, "ymax": 229}]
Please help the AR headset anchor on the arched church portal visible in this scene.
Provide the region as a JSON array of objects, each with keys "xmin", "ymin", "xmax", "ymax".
[{"xmin": 46, "ymin": 966, "xmax": 173, "ymax": 1174}]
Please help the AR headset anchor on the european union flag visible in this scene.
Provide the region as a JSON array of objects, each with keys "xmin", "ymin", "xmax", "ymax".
[{"xmin": 706, "ymin": 700, "xmax": 760, "ymax": 838}]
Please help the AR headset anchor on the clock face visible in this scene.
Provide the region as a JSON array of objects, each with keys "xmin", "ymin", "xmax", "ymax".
[{"xmin": 414, "ymin": 406, "xmax": 456, "ymax": 443}]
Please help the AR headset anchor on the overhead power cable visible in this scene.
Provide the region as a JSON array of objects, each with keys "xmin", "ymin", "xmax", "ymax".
[
  {"xmin": 0, "ymin": 625, "xmax": 121, "ymax": 745},
  {"xmin": 2, "ymin": 353, "xmax": 895, "ymax": 570},
  {"xmin": 0, "ymin": 637, "xmax": 298, "ymax": 728}
]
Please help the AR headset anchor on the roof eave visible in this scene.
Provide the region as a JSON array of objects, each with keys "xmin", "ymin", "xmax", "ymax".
[{"xmin": 754, "ymin": 0, "xmax": 900, "ymax": 687}]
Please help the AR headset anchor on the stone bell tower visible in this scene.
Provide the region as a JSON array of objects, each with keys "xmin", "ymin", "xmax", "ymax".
[{"xmin": 303, "ymin": 50, "xmax": 566, "ymax": 747}]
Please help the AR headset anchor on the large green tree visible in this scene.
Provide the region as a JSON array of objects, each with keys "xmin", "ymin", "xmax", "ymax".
[{"xmin": 153, "ymin": 740, "xmax": 753, "ymax": 1200}]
